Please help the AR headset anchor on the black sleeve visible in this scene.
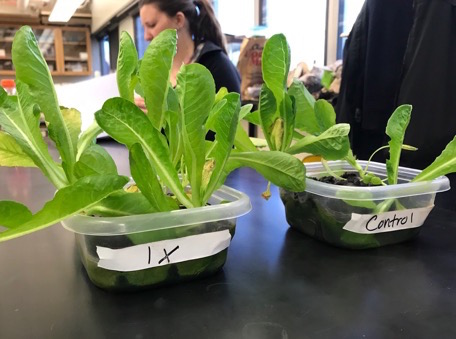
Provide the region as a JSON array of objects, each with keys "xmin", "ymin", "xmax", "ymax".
[
  {"xmin": 397, "ymin": 0, "xmax": 456, "ymax": 170},
  {"xmin": 197, "ymin": 51, "xmax": 241, "ymax": 94}
]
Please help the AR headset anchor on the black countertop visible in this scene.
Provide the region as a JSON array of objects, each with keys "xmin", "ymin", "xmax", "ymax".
[{"xmin": 1, "ymin": 141, "xmax": 455, "ymax": 338}]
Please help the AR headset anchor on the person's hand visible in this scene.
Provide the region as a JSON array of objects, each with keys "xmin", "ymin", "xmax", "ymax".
[{"xmin": 135, "ymin": 96, "xmax": 147, "ymax": 113}]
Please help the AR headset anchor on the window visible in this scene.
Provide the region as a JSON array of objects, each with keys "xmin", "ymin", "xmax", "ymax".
[
  {"xmin": 134, "ymin": 15, "xmax": 149, "ymax": 59},
  {"xmin": 262, "ymin": 0, "xmax": 327, "ymax": 67},
  {"xmin": 337, "ymin": 0, "xmax": 365, "ymax": 59},
  {"xmin": 127, "ymin": 1, "xmax": 359, "ymax": 69},
  {"xmin": 214, "ymin": 0, "xmax": 256, "ymax": 36},
  {"xmin": 214, "ymin": 0, "xmax": 327, "ymax": 67},
  {"xmin": 100, "ymin": 35, "xmax": 111, "ymax": 75}
]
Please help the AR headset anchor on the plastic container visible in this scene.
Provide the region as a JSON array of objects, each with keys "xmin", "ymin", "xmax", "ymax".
[
  {"xmin": 280, "ymin": 160, "xmax": 450, "ymax": 249},
  {"xmin": 62, "ymin": 185, "xmax": 251, "ymax": 291}
]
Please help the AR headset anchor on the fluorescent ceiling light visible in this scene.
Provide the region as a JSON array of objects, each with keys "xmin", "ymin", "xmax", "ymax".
[{"xmin": 49, "ymin": 0, "xmax": 85, "ymax": 22}]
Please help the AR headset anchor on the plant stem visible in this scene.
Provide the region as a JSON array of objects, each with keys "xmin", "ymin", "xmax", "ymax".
[
  {"xmin": 364, "ymin": 145, "xmax": 389, "ymax": 175},
  {"xmin": 344, "ymin": 150, "xmax": 365, "ymax": 179},
  {"xmin": 321, "ymin": 158, "xmax": 346, "ymax": 180}
]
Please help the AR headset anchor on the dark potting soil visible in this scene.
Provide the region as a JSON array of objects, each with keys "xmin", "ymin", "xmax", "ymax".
[{"xmin": 311, "ymin": 172, "xmax": 380, "ymax": 187}]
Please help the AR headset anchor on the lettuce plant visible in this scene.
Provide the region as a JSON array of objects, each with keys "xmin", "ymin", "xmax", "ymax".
[
  {"xmin": 354, "ymin": 104, "xmax": 456, "ymax": 213},
  {"xmin": 0, "ymin": 27, "xmax": 306, "ymax": 241},
  {"xmin": 242, "ymin": 33, "xmax": 351, "ymax": 197},
  {"xmin": 0, "ymin": 26, "xmax": 128, "ymax": 241},
  {"xmin": 98, "ymin": 29, "xmax": 307, "ymax": 209},
  {"xmin": 254, "ymin": 33, "xmax": 455, "ymax": 248},
  {"xmin": 343, "ymin": 104, "xmax": 456, "ymax": 190},
  {"xmin": 248, "ymin": 33, "xmax": 456, "ymax": 189}
]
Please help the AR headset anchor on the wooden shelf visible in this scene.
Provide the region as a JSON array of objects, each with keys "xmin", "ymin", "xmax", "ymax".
[
  {"xmin": 0, "ymin": 24, "xmax": 92, "ymax": 77},
  {"xmin": 63, "ymin": 41, "xmax": 86, "ymax": 46},
  {"xmin": 64, "ymin": 57, "xmax": 88, "ymax": 62},
  {"xmin": 53, "ymin": 71, "xmax": 92, "ymax": 76}
]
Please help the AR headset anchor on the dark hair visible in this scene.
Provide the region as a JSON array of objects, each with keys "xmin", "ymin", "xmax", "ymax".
[{"xmin": 139, "ymin": 0, "xmax": 227, "ymax": 54}]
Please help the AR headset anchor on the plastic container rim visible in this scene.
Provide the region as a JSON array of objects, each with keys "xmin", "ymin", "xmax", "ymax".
[
  {"xmin": 303, "ymin": 160, "xmax": 450, "ymax": 200},
  {"xmin": 61, "ymin": 184, "xmax": 251, "ymax": 236}
]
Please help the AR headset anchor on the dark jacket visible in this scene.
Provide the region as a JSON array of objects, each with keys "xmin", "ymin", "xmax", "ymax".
[
  {"xmin": 336, "ymin": 0, "xmax": 415, "ymax": 160},
  {"xmin": 195, "ymin": 41, "xmax": 241, "ymax": 94},
  {"xmin": 337, "ymin": 0, "xmax": 456, "ymax": 210},
  {"xmin": 398, "ymin": 0, "xmax": 456, "ymax": 211},
  {"xmin": 194, "ymin": 41, "xmax": 241, "ymax": 141},
  {"xmin": 397, "ymin": 0, "xmax": 456, "ymax": 170}
]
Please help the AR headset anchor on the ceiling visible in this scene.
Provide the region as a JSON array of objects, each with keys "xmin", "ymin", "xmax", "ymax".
[
  {"xmin": 0, "ymin": 0, "xmax": 54, "ymax": 15},
  {"xmin": 0, "ymin": 0, "xmax": 91, "ymax": 17}
]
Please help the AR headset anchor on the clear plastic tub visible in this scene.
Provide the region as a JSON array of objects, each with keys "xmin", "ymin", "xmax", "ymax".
[
  {"xmin": 280, "ymin": 161, "xmax": 450, "ymax": 249},
  {"xmin": 62, "ymin": 185, "xmax": 251, "ymax": 291}
]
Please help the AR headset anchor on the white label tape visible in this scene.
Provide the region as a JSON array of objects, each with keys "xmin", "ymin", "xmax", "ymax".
[
  {"xmin": 96, "ymin": 229, "xmax": 232, "ymax": 272},
  {"xmin": 343, "ymin": 205, "xmax": 434, "ymax": 234}
]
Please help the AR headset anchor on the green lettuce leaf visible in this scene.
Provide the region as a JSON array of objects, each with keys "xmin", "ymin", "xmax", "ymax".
[
  {"xmin": 13, "ymin": 26, "xmax": 77, "ymax": 182},
  {"xmin": 96, "ymin": 97, "xmax": 192, "ymax": 208},
  {"xmin": 314, "ymin": 99, "xmax": 336, "ymax": 132},
  {"xmin": 234, "ymin": 104, "xmax": 257, "ymax": 152},
  {"xmin": 61, "ymin": 107, "xmax": 82, "ymax": 154},
  {"xmin": 164, "ymin": 85, "xmax": 182, "ymax": 166},
  {"xmin": 86, "ymin": 191, "xmax": 158, "ymax": 217},
  {"xmin": 76, "ymin": 119, "xmax": 103, "ymax": 160},
  {"xmin": 279, "ymin": 93, "xmax": 295, "ymax": 151},
  {"xmin": 0, "ymin": 86, "xmax": 67, "ymax": 188},
  {"xmin": 239, "ymin": 104, "xmax": 253, "ymax": 120},
  {"xmin": 129, "ymin": 143, "xmax": 175, "ymax": 211},
  {"xmin": 166, "ymin": 109, "xmax": 183, "ymax": 167},
  {"xmin": 243, "ymin": 109, "xmax": 261, "ymax": 126},
  {"xmin": 203, "ymin": 93, "xmax": 240, "ymax": 203},
  {"xmin": 288, "ymin": 80, "xmax": 317, "ymax": 134},
  {"xmin": 206, "ymin": 99, "xmax": 227, "ymax": 132},
  {"xmin": 234, "ymin": 126, "xmax": 257, "ymax": 152},
  {"xmin": 225, "ymin": 151, "xmax": 306, "ymax": 192},
  {"xmin": 258, "ymin": 84, "xmax": 278, "ymax": 150},
  {"xmin": 0, "ymin": 131, "xmax": 36, "ymax": 167},
  {"xmin": 286, "ymin": 123, "xmax": 351, "ymax": 160},
  {"xmin": 0, "ymin": 174, "xmax": 129, "ymax": 242},
  {"xmin": 386, "ymin": 104, "xmax": 412, "ymax": 184},
  {"xmin": 0, "ymin": 201, "xmax": 33, "ymax": 229},
  {"xmin": 214, "ymin": 87, "xmax": 229, "ymax": 105},
  {"xmin": 139, "ymin": 29, "xmax": 176, "ymax": 129},
  {"xmin": 413, "ymin": 136, "xmax": 456, "ymax": 182},
  {"xmin": 321, "ymin": 69, "xmax": 334, "ymax": 90},
  {"xmin": 117, "ymin": 31, "xmax": 139, "ymax": 102},
  {"xmin": 261, "ymin": 33, "xmax": 290, "ymax": 103},
  {"xmin": 176, "ymin": 63, "xmax": 215, "ymax": 206},
  {"xmin": 74, "ymin": 144, "xmax": 118, "ymax": 178}
]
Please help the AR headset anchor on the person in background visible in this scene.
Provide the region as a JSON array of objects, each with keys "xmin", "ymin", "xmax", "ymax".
[
  {"xmin": 137, "ymin": 0, "xmax": 240, "ymax": 140},
  {"xmin": 138, "ymin": 0, "xmax": 240, "ymax": 93}
]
